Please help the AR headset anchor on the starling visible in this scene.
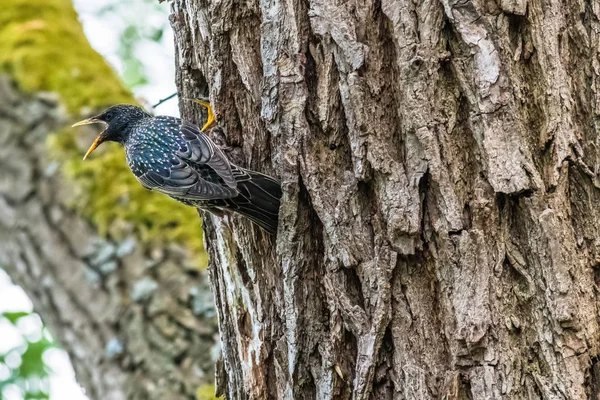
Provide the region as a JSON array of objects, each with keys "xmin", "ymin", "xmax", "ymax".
[{"xmin": 72, "ymin": 102, "xmax": 281, "ymax": 234}]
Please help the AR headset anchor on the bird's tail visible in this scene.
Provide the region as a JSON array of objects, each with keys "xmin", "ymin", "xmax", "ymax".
[{"xmin": 226, "ymin": 169, "xmax": 282, "ymax": 234}]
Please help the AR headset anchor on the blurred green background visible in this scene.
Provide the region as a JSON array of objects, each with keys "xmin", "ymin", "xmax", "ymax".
[{"xmin": 0, "ymin": 1, "xmax": 192, "ymax": 399}]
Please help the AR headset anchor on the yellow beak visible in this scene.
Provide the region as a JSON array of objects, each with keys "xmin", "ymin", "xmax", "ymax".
[
  {"xmin": 72, "ymin": 117, "xmax": 106, "ymax": 160},
  {"xmin": 82, "ymin": 134, "xmax": 106, "ymax": 160},
  {"xmin": 71, "ymin": 117, "xmax": 99, "ymax": 127}
]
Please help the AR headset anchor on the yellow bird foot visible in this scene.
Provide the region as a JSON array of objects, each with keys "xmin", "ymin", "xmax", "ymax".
[{"xmin": 187, "ymin": 98, "xmax": 216, "ymax": 132}]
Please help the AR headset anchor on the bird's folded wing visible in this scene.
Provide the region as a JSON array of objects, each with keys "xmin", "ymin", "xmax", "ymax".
[
  {"xmin": 132, "ymin": 116, "xmax": 239, "ymax": 200},
  {"xmin": 133, "ymin": 159, "xmax": 239, "ymax": 200},
  {"xmin": 177, "ymin": 120, "xmax": 237, "ymax": 189}
]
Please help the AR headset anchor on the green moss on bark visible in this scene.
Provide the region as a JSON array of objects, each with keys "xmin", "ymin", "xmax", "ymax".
[
  {"xmin": 2, "ymin": 0, "xmax": 207, "ymax": 267},
  {"xmin": 196, "ymin": 384, "xmax": 222, "ymax": 400},
  {"xmin": 0, "ymin": 0, "xmax": 131, "ymax": 112}
]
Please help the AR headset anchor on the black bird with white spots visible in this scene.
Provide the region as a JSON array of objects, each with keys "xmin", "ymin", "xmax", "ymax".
[{"xmin": 72, "ymin": 104, "xmax": 281, "ymax": 234}]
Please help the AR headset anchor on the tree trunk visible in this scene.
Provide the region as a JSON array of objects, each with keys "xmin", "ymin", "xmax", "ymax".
[
  {"xmin": 172, "ymin": 0, "xmax": 600, "ymax": 398},
  {"xmin": 0, "ymin": 1, "xmax": 217, "ymax": 399}
]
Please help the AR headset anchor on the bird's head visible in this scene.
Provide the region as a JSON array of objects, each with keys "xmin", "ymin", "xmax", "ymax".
[{"xmin": 72, "ymin": 104, "xmax": 150, "ymax": 160}]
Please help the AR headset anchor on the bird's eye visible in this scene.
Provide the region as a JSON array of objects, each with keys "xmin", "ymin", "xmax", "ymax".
[{"xmin": 105, "ymin": 112, "xmax": 113, "ymax": 121}]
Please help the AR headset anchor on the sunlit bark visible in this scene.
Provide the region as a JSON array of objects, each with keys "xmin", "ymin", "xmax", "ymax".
[{"xmin": 173, "ymin": 0, "xmax": 600, "ymax": 398}]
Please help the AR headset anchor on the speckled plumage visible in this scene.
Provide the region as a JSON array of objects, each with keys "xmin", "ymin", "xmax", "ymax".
[{"xmin": 77, "ymin": 104, "xmax": 281, "ymax": 234}]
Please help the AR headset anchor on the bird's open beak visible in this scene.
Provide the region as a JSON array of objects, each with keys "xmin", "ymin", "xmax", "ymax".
[
  {"xmin": 82, "ymin": 133, "xmax": 107, "ymax": 160},
  {"xmin": 71, "ymin": 117, "xmax": 100, "ymax": 128},
  {"xmin": 71, "ymin": 117, "xmax": 106, "ymax": 160}
]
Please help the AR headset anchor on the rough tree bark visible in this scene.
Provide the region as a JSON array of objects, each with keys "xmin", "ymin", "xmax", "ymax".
[
  {"xmin": 0, "ymin": 1, "xmax": 217, "ymax": 399},
  {"xmin": 173, "ymin": 0, "xmax": 600, "ymax": 398}
]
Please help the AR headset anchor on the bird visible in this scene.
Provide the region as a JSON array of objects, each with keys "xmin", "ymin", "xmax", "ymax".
[{"xmin": 71, "ymin": 101, "xmax": 281, "ymax": 234}]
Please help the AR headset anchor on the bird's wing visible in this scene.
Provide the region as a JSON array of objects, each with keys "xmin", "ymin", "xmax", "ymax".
[
  {"xmin": 177, "ymin": 120, "xmax": 238, "ymax": 189},
  {"xmin": 129, "ymin": 117, "xmax": 239, "ymax": 200},
  {"xmin": 132, "ymin": 158, "xmax": 239, "ymax": 200}
]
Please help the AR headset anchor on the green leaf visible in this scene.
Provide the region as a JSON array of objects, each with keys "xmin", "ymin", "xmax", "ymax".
[
  {"xmin": 17, "ymin": 339, "xmax": 55, "ymax": 378},
  {"xmin": 149, "ymin": 28, "xmax": 164, "ymax": 42},
  {"xmin": 2, "ymin": 312, "xmax": 29, "ymax": 324},
  {"xmin": 24, "ymin": 391, "xmax": 50, "ymax": 400}
]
